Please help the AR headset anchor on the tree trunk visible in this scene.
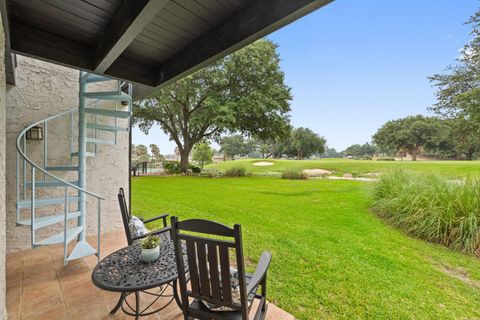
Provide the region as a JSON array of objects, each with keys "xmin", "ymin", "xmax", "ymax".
[
  {"xmin": 180, "ymin": 148, "xmax": 191, "ymax": 173},
  {"xmin": 411, "ymin": 146, "xmax": 417, "ymax": 161},
  {"xmin": 466, "ymin": 148, "xmax": 474, "ymax": 161}
]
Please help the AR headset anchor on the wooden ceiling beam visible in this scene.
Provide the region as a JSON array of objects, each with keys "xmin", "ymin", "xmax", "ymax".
[
  {"xmin": 105, "ymin": 56, "xmax": 156, "ymax": 87},
  {"xmin": 10, "ymin": 21, "xmax": 93, "ymax": 71},
  {"xmin": 148, "ymin": 0, "xmax": 333, "ymax": 94},
  {"xmin": 93, "ymin": 0, "xmax": 169, "ymax": 73},
  {"xmin": 10, "ymin": 21, "xmax": 157, "ymax": 87}
]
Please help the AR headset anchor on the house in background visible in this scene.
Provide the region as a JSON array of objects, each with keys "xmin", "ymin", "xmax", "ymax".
[{"xmin": 0, "ymin": 1, "xmax": 333, "ymax": 318}]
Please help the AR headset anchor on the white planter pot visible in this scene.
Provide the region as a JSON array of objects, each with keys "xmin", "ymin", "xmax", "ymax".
[{"xmin": 140, "ymin": 246, "xmax": 160, "ymax": 262}]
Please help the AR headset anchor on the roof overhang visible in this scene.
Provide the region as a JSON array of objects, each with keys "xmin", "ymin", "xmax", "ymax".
[{"xmin": 1, "ymin": 0, "xmax": 333, "ymax": 98}]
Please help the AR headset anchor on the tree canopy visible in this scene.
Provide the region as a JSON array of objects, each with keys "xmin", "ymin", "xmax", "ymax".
[
  {"xmin": 220, "ymin": 135, "xmax": 254, "ymax": 160},
  {"xmin": 192, "ymin": 142, "xmax": 213, "ymax": 168},
  {"xmin": 320, "ymin": 148, "xmax": 343, "ymax": 158},
  {"xmin": 218, "ymin": 127, "xmax": 326, "ymax": 160},
  {"xmin": 149, "ymin": 144, "xmax": 163, "ymax": 162},
  {"xmin": 134, "ymin": 144, "xmax": 149, "ymax": 162},
  {"xmin": 133, "ymin": 39, "xmax": 292, "ymax": 172},
  {"xmin": 373, "ymin": 115, "xmax": 446, "ymax": 160},
  {"xmin": 343, "ymin": 143, "xmax": 378, "ymax": 159},
  {"xmin": 428, "ymin": 9, "xmax": 480, "ymax": 160},
  {"xmin": 282, "ymin": 127, "xmax": 327, "ymax": 159}
]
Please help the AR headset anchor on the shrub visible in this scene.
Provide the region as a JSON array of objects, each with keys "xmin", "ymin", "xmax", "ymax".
[
  {"xmin": 351, "ymin": 171, "xmax": 360, "ymax": 178},
  {"xmin": 162, "ymin": 161, "xmax": 181, "ymax": 174},
  {"xmin": 372, "ymin": 170, "xmax": 480, "ymax": 255},
  {"xmin": 376, "ymin": 157, "xmax": 395, "ymax": 161},
  {"xmin": 163, "ymin": 162, "xmax": 202, "ymax": 174},
  {"xmin": 281, "ymin": 169, "xmax": 308, "ymax": 180},
  {"xmin": 189, "ymin": 164, "xmax": 202, "ymax": 173},
  {"xmin": 225, "ymin": 166, "xmax": 247, "ymax": 177}
]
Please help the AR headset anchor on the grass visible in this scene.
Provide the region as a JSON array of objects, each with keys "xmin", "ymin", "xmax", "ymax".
[
  {"xmin": 206, "ymin": 158, "xmax": 480, "ymax": 178},
  {"xmin": 281, "ymin": 168, "xmax": 308, "ymax": 179},
  {"xmin": 224, "ymin": 165, "xmax": 248, "ymax": 177},
  {"xmin": 132, "ymin": 175, "xmax": 480, "ymax": 319},
  {"xmin": 372, "ymin": 170, "xmax": 480, "ymax": 255}
]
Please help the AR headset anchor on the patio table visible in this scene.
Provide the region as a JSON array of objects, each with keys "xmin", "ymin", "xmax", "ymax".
[{"xmin": 91, "ymin": 240, "xmax": 185, "ymax": 319}]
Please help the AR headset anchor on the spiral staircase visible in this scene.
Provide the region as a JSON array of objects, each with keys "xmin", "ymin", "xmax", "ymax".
[{"xmin": 15, "ymin": 72, "xmax": 132, "ymax": 265}]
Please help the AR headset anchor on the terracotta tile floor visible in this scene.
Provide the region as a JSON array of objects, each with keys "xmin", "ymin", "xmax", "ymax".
[{"xmin": 6, "ymin": 230, "xmax": 294, "ymax": 320}]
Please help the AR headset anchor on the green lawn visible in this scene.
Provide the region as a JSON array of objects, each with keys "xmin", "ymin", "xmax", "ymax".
[
  {"xmin": 132, "ymin": 175, "xmax": 480, "ymax": 319},
  {"xmin": 205, "ymin": 158, "xmax": 480, "ymax": 178}
]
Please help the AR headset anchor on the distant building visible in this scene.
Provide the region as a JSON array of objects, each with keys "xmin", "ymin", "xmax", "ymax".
[
  {"xmin": 164, "ymin": 154, "xmax": 179, "ymax": 161},
  {"xmin": 213, "ymin": 155, "xmax": 225, "ymax": 164}
]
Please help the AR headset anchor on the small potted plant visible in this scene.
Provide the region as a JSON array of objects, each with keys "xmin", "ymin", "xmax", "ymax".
[{"xmin": 140, "ymin": 235, "xmax": 161, "ymax": 262}]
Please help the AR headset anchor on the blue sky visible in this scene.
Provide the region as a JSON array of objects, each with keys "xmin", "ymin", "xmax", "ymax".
[{"xmin": 133, "ymin": 0, "xmax": 478, "ymax": 153}]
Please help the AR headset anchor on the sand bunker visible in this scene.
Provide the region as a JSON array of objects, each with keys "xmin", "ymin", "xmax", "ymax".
[
  {"xmin": 329, "ymin": 176, "xmax": 377, "ymax": 182},
  {"xmin": 253, "ymin": 161, "xmax": 274, "ymax": 166},
  {"xmin": 302, "ymin": 169, "xmax": 332, "ymax": 177}
]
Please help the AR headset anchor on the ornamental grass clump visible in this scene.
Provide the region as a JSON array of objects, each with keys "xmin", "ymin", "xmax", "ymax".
[
  {"xmin": 281, "ymin": 169, "xmax": 308, "ymax": 180},
  {"xmin": 225, "ymin": 165, "xmax": 248, "ymax": 177},
  {"xmin": 372, "ymin": 170, "xmax": 480, "ymax": 255}
]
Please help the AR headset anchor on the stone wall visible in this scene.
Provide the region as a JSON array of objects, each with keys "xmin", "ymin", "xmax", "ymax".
[
  {"xmin": 0, "ymin": 10, "xmax": 6, "ymax": 320},
  {"xmin": 5, "ymin": 56, "xmax": 129, "ymax": 253}
]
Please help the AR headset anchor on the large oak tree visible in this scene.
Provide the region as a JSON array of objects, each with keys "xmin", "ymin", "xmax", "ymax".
[
  {"xmin": 220, "ymin": 135, "xmax": 255, "ymax": 160},
  {"xmin": 428, "ymin": 9, "xmax": 480, "ymax": 159},
  {"xmin": 373, "ymin": 115, "xmax": 444, "ymax": 160},
  {"xmin": 133, "ymin": 39, "xmax": 292, "ymax": 172},
  {"xmin": 283, "ymin": 127, "xmax": 327, "ymax": 159}
]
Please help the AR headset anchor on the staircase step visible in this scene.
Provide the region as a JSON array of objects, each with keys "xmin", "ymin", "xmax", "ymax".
[
  {"xmin": 86, "ymin": 123, "xmax": 128, "ymax": 132},
  {"xmin": 17, "ymin": 196, "xmax": 79, "ymax": 209},
  {"xmin": 67, "ymin": 240, "xmax": 97, "ymax": 261},
  {"xmin": 86, "ymin": 137, "xmax": 115, "ymax": 145},
  {"xmin": 82, "ymin": 91, "xmax": 131, "ymax": 101},
  {"xmin": 26, "ymin": 180, "xmax": 79, "ymax": 188},
  {"xmin": 46, "ymin": 165, "xmax": 79, "ymax": 171},
  {"xmin": 18, "ymin": 211, "xmax": 81, "ymax": 229},
  {"xmin": 84, "ymin": 108, "xmax": 131, "ymax": 118},
  {"xmin": 35, "ymin": 226, "xmax": 83, "ymax": 246},
  {"xmin": 83, "ymin": 74, "xmax": 112, "ymax": 83},
  {"xmin": 71, "ymin": 152, "xmax": 96, "ymax": 157}
]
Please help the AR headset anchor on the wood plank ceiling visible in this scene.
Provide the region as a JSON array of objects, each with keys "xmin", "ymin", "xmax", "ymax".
[{"xmin": 2, "ymin": 0, "xmax": 333, "ymax": 98}]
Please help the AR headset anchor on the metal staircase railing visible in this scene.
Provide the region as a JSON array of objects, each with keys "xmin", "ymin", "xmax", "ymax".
[{"xmin": 15, "ymin": 72, "xmax": 132, "ymax": 265}]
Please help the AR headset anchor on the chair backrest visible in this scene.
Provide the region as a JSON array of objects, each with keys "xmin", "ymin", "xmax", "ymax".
[
  {"xmin": 118, "ymin": 187, "xmax": 133, "ymax": 245},
  {"xmin": 171, "ymin": 217, "xmax": 249, "ymax": 319}
]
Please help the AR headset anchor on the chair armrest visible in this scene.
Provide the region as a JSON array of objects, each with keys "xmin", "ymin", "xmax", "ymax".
[
  {"xmin": 131, "ymin": 226, "xmax": 171, "ymax": 242},
  {"xmin": 142, "ymin": 213, "xmax": 169, "ymax": 227},
  {"xmin": 247, "ymin": 251, "xmax": 272, "ymax": 295}
]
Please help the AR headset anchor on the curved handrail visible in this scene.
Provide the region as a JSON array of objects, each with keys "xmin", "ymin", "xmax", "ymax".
[{"xmin": 16, "ymin": 107, "xmax": 105, "ymax": 200}]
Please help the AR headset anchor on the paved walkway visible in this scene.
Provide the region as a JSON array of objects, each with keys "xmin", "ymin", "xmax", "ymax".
[{"xmin": 6, "ymin": 230, "xmax": 295, "ymax": 320}]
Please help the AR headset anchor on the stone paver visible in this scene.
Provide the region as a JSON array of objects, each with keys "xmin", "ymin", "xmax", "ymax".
[{"xmin": 6, "ymin": 230, "xmax": 295, "ymax": 320}]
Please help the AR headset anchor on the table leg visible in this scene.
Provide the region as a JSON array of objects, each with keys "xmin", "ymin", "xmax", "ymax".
[
  {"xmin": 135, "ymin": 291, "xmax": 140, "ymax": 320},
  {"xmin": 110, "ymin": 292, "xmax": 125, "ymax": 314}
]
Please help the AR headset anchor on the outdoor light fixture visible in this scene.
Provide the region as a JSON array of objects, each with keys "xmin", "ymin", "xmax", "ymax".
[{"xmin": 25, "ymin": 126, "xmax": 43, "ymax": 140}]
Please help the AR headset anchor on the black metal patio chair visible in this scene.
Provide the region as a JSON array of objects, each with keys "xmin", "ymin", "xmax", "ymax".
[
  {"xmin": 171, "ymin": 217, "xmax": 271, "ymax": 320},
  {"xmin": 118, "ymin": 187, "xmax": 170, "ymax": 245}
]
